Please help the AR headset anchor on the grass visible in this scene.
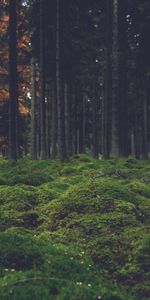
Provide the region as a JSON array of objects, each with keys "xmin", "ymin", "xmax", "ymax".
[{"xmin": 0, "ymin": 154, "xmax": 150, "ymax": 299}]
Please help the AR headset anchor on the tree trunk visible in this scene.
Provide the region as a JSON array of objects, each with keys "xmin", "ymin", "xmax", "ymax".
[
  {"xmin": 110, "ymin": 0, "xmax": 120, "ymax": 157},
  {"xmin": 118, "ymin": 1, "xmax": 128, "ymax": 156},
  {"xmin": 8, "ymin": 0, "xmax": 19, "ymax": 160},
  {"xmin": 30, "ymin": 57, "xmax": 37, "ymax": 159},
  {"xmin": 45, "ymin": 84, "xmax": 51, "ymax": 159},
  {"xmin": 78, "ymin": 86, "xmax": 86, "ymax": 154},
  {"xmin": 56, "ymin": 0, "xmax": 67, "ymax": 159},
  {"xmin": 40, "ymin": 0, "xmax": 46, "ymax": 159},
  {"xmin": 51, "ymin": 81, "xmax": 57, "ymax": 158},
  {"xmin": 64, "ymin": 81, "xmax": 70, "ymax": 156},
  {"xmin": 131, "ymin": 130, "xmax": 136, "ymax": 159},
  {"xmin": 142, "ymin": 91, "xmax": 148, "ymax": 159},
  {"xmin": 92, "ymin": 83, "xmax": 99, "ymax": 158},
  {"xmin": 103, "ymin": 0, "xmax": 112, "ymax": 159}
]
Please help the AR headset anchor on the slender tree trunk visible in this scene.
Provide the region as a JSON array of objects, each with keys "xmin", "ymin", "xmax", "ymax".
[
  {"xmin": 72, "ymin": 86, "xmax": 78, "ymax": 154},
  {"xmin": 92, "ymin": 83, "xmax": 99, "ymax": 158},
  {"xmin": 30, "ymin": 57, "xmax": 37, "ymax": 159},
  {"xmin": 45, "ymin": 85, "xmax": 51, "ymax": 159},
  {"xmin": 142, "ymin": 91, "xmax": 148, "ymax": 159},
  {"xmin": 110, "ymin": 0, "xmax": 120, "ymax": 157},
  {"xmin": 8, "ymin": 0, "xmax": 19, "ymax": 160},
  {"xmin": 131, "ymin": 128, "xmax": 136, "ymax": 157},
  {"xmin": 67, "ymin": 83, "xmax": 73, "ymax": 156},
  {"xmin": 40, "ymin": 0, "xmax": 46, "ymax": 159},
  {"xmin": 51, "ymin": 81, "xmax": 57, "ymax": 158},
  {"xmin": 103, "ymin": 0, "xmax": 112, "ymax": 159},
  {"xmin": 64, "ymin": 81, "xmax": 70, "ymax": 156},
  {"xmin": 78, "ymin": 86, "xmax": 86, "ymax": 154},
  {"xmin": 83, "ymin": 93, "xmax": 86, "ymax": 152},
  {"xmin": 118, "ymin": 1, "xmax": 128, "ymax": 156},
  {"xmin": 56, "ymin": 0, "xmax": 67, "ymax": 159}
]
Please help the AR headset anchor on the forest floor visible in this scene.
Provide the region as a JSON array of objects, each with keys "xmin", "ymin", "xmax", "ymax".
[{"xmin": 0, "ymin": 154, "xmax": 150, "ymax": 300}]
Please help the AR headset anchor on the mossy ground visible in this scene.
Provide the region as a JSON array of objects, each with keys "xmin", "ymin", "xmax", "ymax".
[{"xmin": 0, "ymin": 154, "xmax": 150, "ymax": 299}]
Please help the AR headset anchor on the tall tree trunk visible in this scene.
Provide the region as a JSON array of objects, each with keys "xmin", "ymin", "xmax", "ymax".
[
  {"xmin": 131, "ymin": 128, "xmax": 136, "ymax": 157},
  {"xmin": 92, "ymin": 83, "xmax": 99, "ymax": 158},
  {"xmin": 56, "ymin": 0, "xmax": 67, "ymax": 159},
  {"xmin": 71, "ymin": 85, "xmax": 78, "ymax": 155},
  {"xmin": 72, "ymin": 87, "xmax": 78, "ymax": 155},
  {"xmin": 45, "ymin": 84, "xmax": 51, "ymax": 159},
  {"xmin": 78, "ymin": 86, "xmax": 86, "ymax": 154},
  {"xmin": 118, "ymin": 1, "xmax": 128, "ymax": 156},
  {"xmin": 8, "ymin": 0, "xmax": 18, "ymax": 160},
  {"xmin": 40, "ymin": 0, "xmax": 46, "ymax": 159},
  {"xmin": 142, "ymin": 90, "xmax": 148, "ymax": 159},
  {"xmin": 30, "ymin": 57, "xmax": 37, "ymax": 159},
  {"xmin": 110, "ymin": 0, "xmax": 120, "ymax": 157},
  {"xmin": 103, "ymin": 0, "xmax": 112, "ymax": 159},
  {"xmin": 67, "ymin": 83, "xmax": 73, "ymax": 156},
  {"xmin": 51, "ymin": 81, "xmax": 57, "ymax": 158},
  {"xmin": 64, "ymin": 81, "xmax": 70, "ymax": 156}
]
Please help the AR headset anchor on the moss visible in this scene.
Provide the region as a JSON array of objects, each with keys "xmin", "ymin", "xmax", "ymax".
[
  {"xmin": 0, "ymin": 176, "xmax": 6, "ymax": 185},
  {"xmin": 0, "ymin": 156, "xmax": 149, "ymax": 299},
  {"xmin": 0, "ymin": 185, "xmax": 38, "ymax": 231},
  {"xmin": 128, "ymin": 180, "xmax": 150, "ymax": 199},
  {"xmin": 60, "ymin": 166, "xmax": 79, "ymax": 176},
  {"xmin": 72, "ymin": 153, "xmax": 93, "ymax": 162},
  {"xmin": 0, "ymin": 229, "xmax": 130, "ymax": 300},
  {"xmin": 0, "ymin": 185, "xmax": 37, "ymax": 207},
  {"xmin": 36, "ymin": 183, "xmax": 58, "ymax": 204},
  {"xmin": 0, "ymin": 229, "xmax": 45, "ymax": 271},
  {"xmin": 117, "ymin": 233, "xmax": 150, "ymax": 298},
  {"xmin": 39, "ymin": 178, "xmax": 138, "ymax": 228},
  {"xmin": 10, "ymin": 172, "xmax": 54, "ymax": 186}
]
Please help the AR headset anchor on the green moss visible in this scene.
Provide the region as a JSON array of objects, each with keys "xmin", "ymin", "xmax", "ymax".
[
  {"xmin": 36, "ymin": 183, "xmax": 58, "ymax": 204},
  {"xmin": 60, "ymin": 166, "xmax": 78, "ymax": 176},
  {"xmin": 128, "ymin": 180, "xmax": 150, "ymax": 198},
  {"xmin": 0, "ymin": 229, "xmax": 44, "ymax": 271},
  {"xmin": 0, "ymin": 229, "xmax": 130, "ymax": 300},
  {"xmin": 0, "ymin": 156, "xmax": 149, "ymax": 299},
  {"xmin": 0, "ymin": 185, "xmax": 38, "ymax": 231},
  {"xmin": 0, "ymin": 185, "xmax": 37, "ymax": 207}
]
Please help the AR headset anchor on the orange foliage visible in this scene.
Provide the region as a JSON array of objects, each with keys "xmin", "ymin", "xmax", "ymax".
[
  {"xmin": 0, "ymin": 1, "xmax": 31, "ymax": 116},
  {"xmin": 0, "ymin": 49, "xmax": 8, "ymax": 61},
  {"xmin": 19, "ymin": 102, "xmax": 30, "ymax": 114},
  {"xmin": 0, "ymin": 13, "xmax": 9, "ymax": 32},
  {"xmin": 18, "ymin": 35, "xmax": 30, "ymax": 51},
  {"xmin": 0, "ymin": 87, "xmax": 9, "ymax": 100},
  {"xmin": 0, "ymin": 66, "xmax": 8, "ymax": 75}
]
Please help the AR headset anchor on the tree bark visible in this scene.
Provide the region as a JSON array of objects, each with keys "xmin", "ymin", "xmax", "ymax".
[
  {"xmin": 110, "ymin": 0, "xmax": 120, "ymax": 157},
  {"xmin": 56, "ymin": 0, "xmax": 67, "ymax": 159},
  {"xmin": 40, "ymin": 0, "xmax": 46, "ymax": 159},
  {"xmin": 8, "ymin": 0, "xmax": 19, "ymax": 160},
  {"xmin": 51, "ymin": 81, "xmax": 57, "ymax": 158},
  {"xmin": 103, "ymin": 0, "xmax": 112, "ymax": 159},
  {"xmin": 30, "ymin": 57, "xmax": 37, "ymax": 159},
  {"xmin": 118, "ymin": 0, "xmax": 128, "ymax": 156},
  {"xmin": 92, "ymin": 83, "xmax": 99, "ymax": 158},
  {"xmin": 45, "ymin": 84, "xmax": 51, "ymax": 159}
]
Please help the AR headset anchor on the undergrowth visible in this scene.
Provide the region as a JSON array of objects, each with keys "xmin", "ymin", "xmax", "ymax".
[{"xmin": 0, "ymin": 154, "xmax": 149, "ymax": 299}]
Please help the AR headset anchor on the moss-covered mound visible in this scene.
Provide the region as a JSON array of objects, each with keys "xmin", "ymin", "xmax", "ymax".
[
  {"xmin": 0, "ymin": 155, "xmax": 149, "ymax": 299},
  {"xmin": 0, "ymin": 228, "xmax": 130, "ymax": 300}
]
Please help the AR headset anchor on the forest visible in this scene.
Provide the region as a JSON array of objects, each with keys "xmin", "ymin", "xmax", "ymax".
[{"xmin": 0, "ymin": 0, "xmax": 150, "ymax": 299}]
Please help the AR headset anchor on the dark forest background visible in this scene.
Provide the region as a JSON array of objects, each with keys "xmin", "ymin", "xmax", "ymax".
[{"xmin": 0, "ymin": 0, "xmax": 150, "ymax": 160}]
